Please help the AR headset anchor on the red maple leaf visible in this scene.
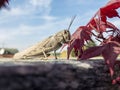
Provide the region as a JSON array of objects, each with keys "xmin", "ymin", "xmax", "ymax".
[{"xmin": 0, "ymin": 0, "xmax": 9, "ymax": 9}]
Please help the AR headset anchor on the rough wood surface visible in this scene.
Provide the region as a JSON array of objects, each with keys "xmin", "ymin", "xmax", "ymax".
[{"xmin": 0, "ymin": 59, "xmax": 119, "ymax": 90}]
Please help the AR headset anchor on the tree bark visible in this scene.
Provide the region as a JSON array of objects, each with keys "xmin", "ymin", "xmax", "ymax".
[{"xmin": 0, "ymin": 59, "xmax": 119, "ymax": 90}]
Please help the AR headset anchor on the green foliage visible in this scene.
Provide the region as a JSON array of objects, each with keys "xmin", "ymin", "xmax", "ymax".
[
  {"xmin": 71, "ymin": 49, "xmax": 76, "ymax": 57},
  {"xmin": 85, "ymin": 41, "xmax": 96, "ymax": 49},
  {"xmin": 70, "ymin": 41, "xmax": 96, "ymax": 57},
  {"xmin": 0, "ymin": 48, "xmax": 19, "ymax": 55},
  {"xmin": 51, "ymin": 52, "xmax": 60, "ymax": 56},
  {"xmin": 60, "ymin": 50, "xmax": 67, "ymax": 58}
]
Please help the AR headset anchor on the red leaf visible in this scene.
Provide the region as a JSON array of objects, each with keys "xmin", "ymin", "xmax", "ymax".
[
  {"xmin": 0, "ymin": 0, "xmax": 9, "ymax": 9},
  {"xmin": 67, "ymin": 26, "xmax": 91, "ymax": 59},
  {"xmin": 80, "ymin": 46, "xmax": 104, "ymax": 60}
]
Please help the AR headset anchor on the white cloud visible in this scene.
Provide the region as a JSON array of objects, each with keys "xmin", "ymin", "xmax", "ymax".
[
  {"xmin": 0, "ymin": 17, "xmax": 74, "ymax": 49},
  {"xmin": 0, "ymin": 11, "xmax": 95, "ymax": 46},
  {"xmin": 1, "ymin": 0, "xmax": 116, "ymax": 51},
  {"xmin": 66, "ymin": 0, "xmax": 108, "ymax": 5},
  {"xmin": 2, "ymin": 7, "xmax": 27, "ymax": 16},
  {"xmin": 28, "ymin": 0, "xmax": 52, "ymax": 15},
  {"xmin": 2, "ymin": 0, "xmax": 52, "ymax": 16},
  {"xmin": 42, "ymin": 15, "xmax": 57, "ymax": 21},
  {"xmin": 112, "ymin": 20, "xmax": 120, "ymax": 28},
  {"xmin": 29, "ymin": 0, "xmax": 52, "ymax": 8},
  {"xmin": 0, "ymin": 0, "xmax": 54, "ymax": 26}
]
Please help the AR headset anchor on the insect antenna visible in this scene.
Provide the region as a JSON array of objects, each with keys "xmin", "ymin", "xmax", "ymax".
[{"xmin": 67, "ymin": 15, "xmax": 76, "ymax": 31}]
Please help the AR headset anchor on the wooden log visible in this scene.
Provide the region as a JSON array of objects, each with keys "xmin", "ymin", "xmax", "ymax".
[{"xmin": 0, "ymin": 59, "xmax": 119, "ymax": 90}]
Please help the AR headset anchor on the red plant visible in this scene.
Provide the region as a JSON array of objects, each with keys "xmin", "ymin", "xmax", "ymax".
[
  {"xmin": 67, "ymin": 0, "xmax": 120, "ymax": 84},
  {"xmin": 80, "ymin": 35, "xmax": 120, "ymax": 84},
  {"xmin": 0, "ymin": 0, "xmax": 9, "ymax": 9}
]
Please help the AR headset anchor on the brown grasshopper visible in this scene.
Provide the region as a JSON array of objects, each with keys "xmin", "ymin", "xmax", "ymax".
[{"xmin": 13, "ymin": 16, "xmax": 76, "ymax": 59}]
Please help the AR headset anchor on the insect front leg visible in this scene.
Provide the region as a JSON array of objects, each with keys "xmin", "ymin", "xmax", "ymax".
[
  {"xmin": 41, "ymin": 47, "xmax": 48, "ymax": 59},
  {"xmin": 54, "ymin": 50, "xmax": 57, "ymax": 59},
  {"xmin": 42, "ymin": 48, "xmax": 47, "ymax": 57},
  {"xmin": 40, "ymin": 46, "xmax": 55, "ymax": 59}
]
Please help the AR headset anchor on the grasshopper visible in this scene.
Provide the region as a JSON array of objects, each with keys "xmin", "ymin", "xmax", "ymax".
[{"xmin": 13, "ymin": 16, "xmax": 76, "ymax": 59}]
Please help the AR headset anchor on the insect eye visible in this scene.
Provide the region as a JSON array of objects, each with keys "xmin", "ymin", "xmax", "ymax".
[{"xmin": 64, "ymin": 30, "xmax": 67, "ymax": 34}]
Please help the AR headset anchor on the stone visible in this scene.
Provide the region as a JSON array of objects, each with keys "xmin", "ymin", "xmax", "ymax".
[{"xmin": 0, "ymin": 59, "xmax": 119, "ymax": 90}]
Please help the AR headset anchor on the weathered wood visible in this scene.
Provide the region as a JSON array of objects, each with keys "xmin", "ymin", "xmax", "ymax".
[{"xmin": 0, "ymin": 59, "xmax": 119, "ymax": 90}]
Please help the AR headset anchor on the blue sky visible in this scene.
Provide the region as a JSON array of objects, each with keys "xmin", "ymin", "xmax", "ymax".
[{"xmin": 0, "ymin": 0, "xmax": 119, "ymax": 51}]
